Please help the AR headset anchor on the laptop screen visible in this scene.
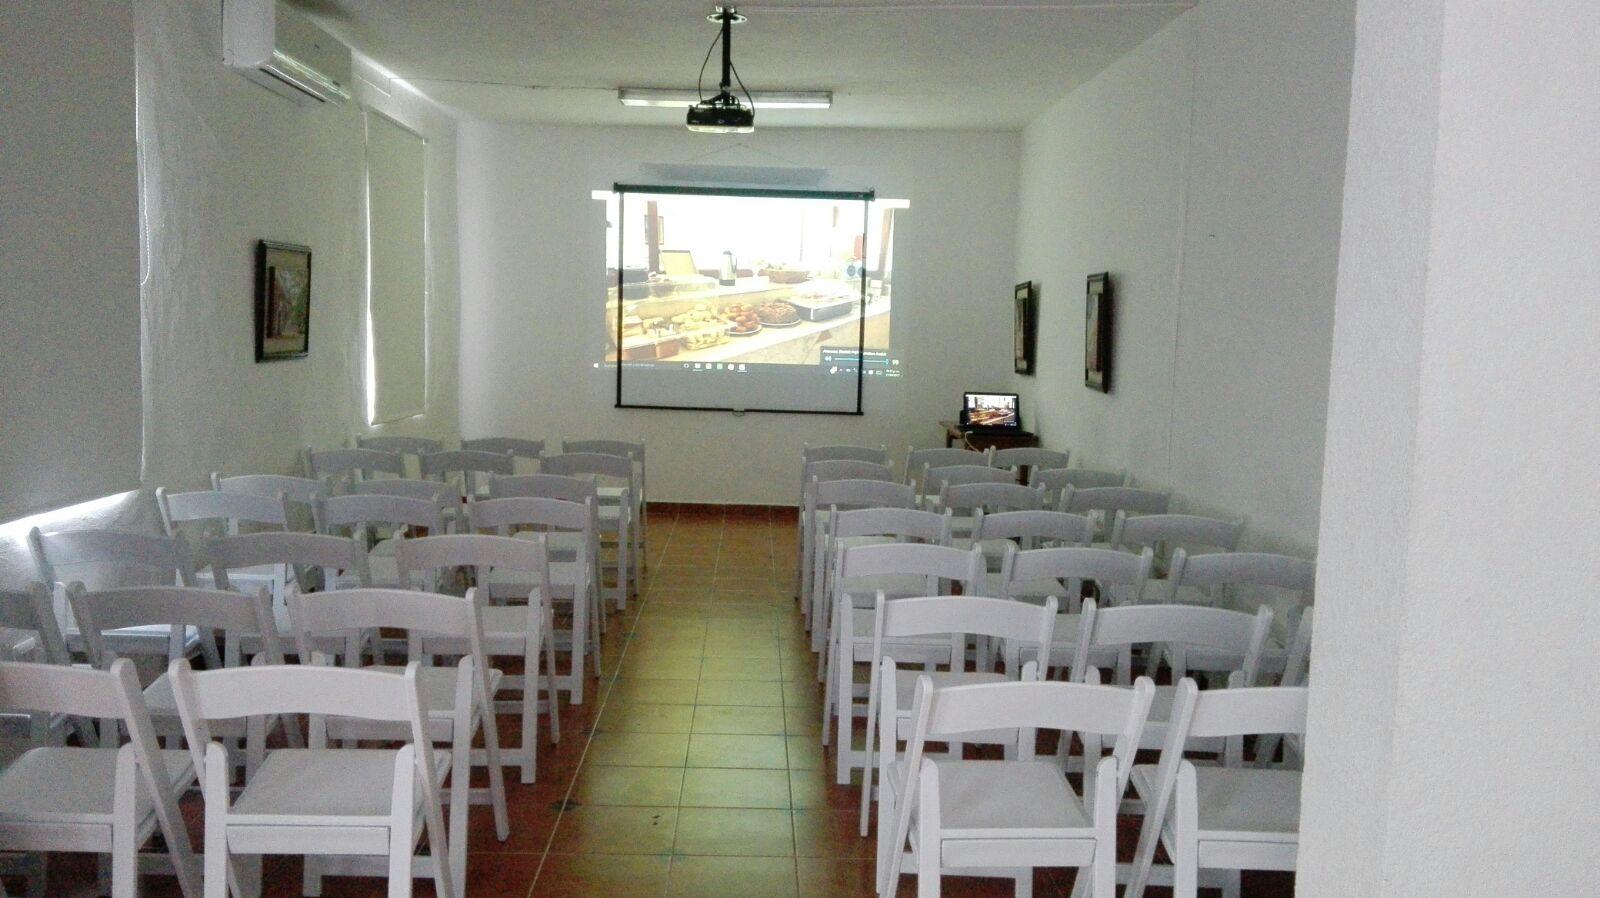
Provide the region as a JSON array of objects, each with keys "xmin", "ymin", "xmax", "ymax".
[{"xmin": 963, "ymin": 392, "xmax": 1020, "ymax": 429}]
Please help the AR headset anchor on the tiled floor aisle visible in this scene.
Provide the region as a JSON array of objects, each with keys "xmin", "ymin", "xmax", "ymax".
[{"xmin": 23, "ymin": 504, "xmax": 1297, "ymax": 897}]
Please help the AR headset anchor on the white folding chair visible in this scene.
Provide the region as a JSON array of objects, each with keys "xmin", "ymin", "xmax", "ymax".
[
  {"xmin": 541, "ymin": 453, "xmax": 638, "ymax": 609},
  {"xmin": 1030, "ymin": 467, "xmax": 1127, "ymax": 511},
  {"xmin": 421, "ymin": 449, "xmax": 515, "ymax": 504},
  {"xmin": 1060, "ymin": 486, "xmax": 1171, "ymax": 544},
  {"xmin": 997, "ymin": 546, "xmax": 1152, "ymax": 674},
  {"xmin": 823, "ymin": 541, "xmax": 980, "ymax": 784},
  {"xmin": 1071, "ymin": 599, "xmax": 1272, "ymax": 753},
  {"xmin": 313, "ymin": 494, "xmax": 447, "ymax": 588},
  {"xmin": 800, "ymin": 444, "xmax": 890, "ymax": 542},
  {"xmin": 878, "ymin": 672, "xmax": 1155, "ymax": 898},
  {"xmin": 1167, "ymin": 551, "xmax": 1315, "ymax": 676},
  {"xmin": 799, "ymin": 462, "xmax": 900, "ymax": 605},
  {"xmin": 302, "ymin": 447, "xmax": 406, "ymax": 493},
  {"xmin": 992, "ymin": 446, "xmax": 1071, "ymax": 475},
  {"xmin": 813, "ymin": 504, "xmax": 950, "ymax": 657},
  {"xmin": 68, "ymin": 584, "xmax": 298, "ymax": 771},
  {"xmin": 396, "ymin": 533, "xmax": 562, "ymax": 783},
  {"xmin": 168, "ymin": 659, "xmax": 456, "ymax": 898},
  {"xmin": 28, "ymin": 527, "xmax": 201, "ymax": 662},
  {"xmin": 903, "ymin": 446, "xmax": 992, "ymax": 487},
  {"xmin": 156, "ymin": 488, "xmax": 291, "ymax": 599},
  {"xmin": 562, "ymin": 439, "xmax": 649, "ymax": 571},
  {"xmin": 938, "ymin": 481, "xmax": 1045, "ymax": 545},
  {"xmin": 0, "ymin": 659, "xmax": 201, "ymax": 898},
  {"xmin": 467, "ymin": 496, "xmax": 601, "ymax": 704},
  {"xmin": 357, "ymin": 435, "xmax": 444, "ymax": 480},
  {"xmin": 461, "ymin": 437, "xmax": 545, "ymax": 474},
  {"xmin": 288, "ymin": 587, "xmax": 509, "ymax": 890},
  {"xmin": 973, "ymin": 510, "xmax": 1094, "ymax": 588},
  {"xmin": 803, "ymin": 478, "xmax": 917, "ymax": 634},
  {"xmin": 919, "ymin": 464, "xmax": 1014, "ymax": 512},
  {"xmin": 859, "ymin": 593, "xmax": 1057, "ymax": 835},
  {"xmin": 205, "ymin": 531, "xmax": 372, "ymax": 662},
  {"xmin": 487, "ymin": 474, "xmax": 606, "ymax": 625},
  {"xmin": 210, "ymin": 473, "xmax": 325, "ymax": 526},
  {"xmin": 1126, "ymin": 680, "xmax": 1308, "ymax": 898}
]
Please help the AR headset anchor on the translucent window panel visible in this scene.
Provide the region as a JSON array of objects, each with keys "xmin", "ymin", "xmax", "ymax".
[{"xmin": 365, "ymin": 112, "xmax": 428, "ymax": 423}]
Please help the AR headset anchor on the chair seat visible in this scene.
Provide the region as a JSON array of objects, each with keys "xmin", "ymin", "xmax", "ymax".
[
  {"xmin": 892, "ymin": 759, "xmax": 1089, "ymax": 837},
  {"xmin": 0, "ymin": 747, "xmax": 194, "ymax": 824},
  {"xmin": 1131, "ymin": 765, "xmax": 1301, "ymax": 843},
  {"xmin": 232, "ymin": 748, "xmax": 451, "ymax": 819}
]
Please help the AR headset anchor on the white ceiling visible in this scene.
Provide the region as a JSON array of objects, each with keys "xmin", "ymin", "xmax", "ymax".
[{"xmin": 296, "ymin": 0, "xmax": 1191, "ymax": 130}]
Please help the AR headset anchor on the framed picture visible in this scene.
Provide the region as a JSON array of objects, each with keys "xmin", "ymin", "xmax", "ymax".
[
  {"xmin": 1014, "ymin": 281, "xmax": 1038, "ymax": 375},
  {"xmin": 1085, "ymin": 272, "xmax": 1112, "ymax": 392},
  {"xmin": 254, "ymin": 241, "xmax": 312, "ymax": 362}
]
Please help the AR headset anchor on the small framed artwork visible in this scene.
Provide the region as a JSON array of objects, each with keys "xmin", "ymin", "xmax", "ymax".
[
  {"xmin": 254, "ymin": 240, "xmax": 312, "ymax": 362},
  {"xmin": 1084, "ymin": 272, "xmax": 1112, "ymax": 392},
  {"xmin": 1014, "ymin": 280, "xmax": 1038, "ymax": 375}
]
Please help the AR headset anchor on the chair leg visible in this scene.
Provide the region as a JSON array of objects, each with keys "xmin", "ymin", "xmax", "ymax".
[
  {"xmin": 1221, "ymin": 870, "xmax": 1241, "ymax": 898},
  {"xmin": 449, "ymin": 723, "xmax": 471, "ymax": 891},
  {"xmin": 520, "ymin": 667, "xmax": 537, "ymax": 784},
  {"xmin": 388, "ymin": 815, "xmax": 414, "ymax": 898},
  {"xmin": 1013, "ymin": 871, "xmax": 1033, "ymax": 898},
  {"xmin": 916, "ymin": 829, "xmax": 940, "ymax": 898}
]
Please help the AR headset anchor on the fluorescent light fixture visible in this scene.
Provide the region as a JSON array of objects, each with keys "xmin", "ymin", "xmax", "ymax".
[{"xmin": 618, "ymin": 88, "xmax": 833, "ymax": 110}]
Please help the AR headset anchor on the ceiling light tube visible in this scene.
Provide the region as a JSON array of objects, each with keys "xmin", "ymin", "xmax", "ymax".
[{"xmin": 619, "ymin": 88, "xmax": 832, "ymax": 109}]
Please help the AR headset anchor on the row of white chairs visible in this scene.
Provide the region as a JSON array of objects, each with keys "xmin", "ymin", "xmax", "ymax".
[
  {"xmin": 873, "ymin": 651, "xmax": 1309, "ymax": 898},
  {"xmin": 0, "ymin": 530, "xmax": 571, "ymax": 897}
]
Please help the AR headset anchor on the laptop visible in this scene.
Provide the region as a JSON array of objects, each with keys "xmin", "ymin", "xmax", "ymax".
[{"xmin": 961, "ymin": 392, "xmax": 1022, "ymax": 432}]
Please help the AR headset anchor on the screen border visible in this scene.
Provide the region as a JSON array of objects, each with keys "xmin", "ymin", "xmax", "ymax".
[{"xmin": 611, "ymin": 183, "xmax": 877, "ymax": 416}]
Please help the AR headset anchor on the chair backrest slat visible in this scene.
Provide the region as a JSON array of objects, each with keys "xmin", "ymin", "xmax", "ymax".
[
  {"xmin": 347, "ymin": 478, "xmax": 459, "ymax": 509},
  {"xmin": 940, "ymin": 481, "xmax": 1043, "ymax": 515},
  {"xmin": 805, "ymin": 459, "xmax": 895, "ymax": 485},
  {"xmin": 157, "ymin": 488, "xmax": 289, "ymax": 536},
  {"xmin": 992, "ymin": 447, "xmax": 1071, "ymax": 471},
  {"xmin": 170, "ymin": 658, "xmax": 416, "ymax": 724},
  {"xmin": 29, "ymin": 527, "xmax": 192, "ymax": 590},
  {"xmin": 879, "ymin": 595, "xmax": 1057, "ymax": 647},
  {"xmin": 904, "ymin": 447, "xmax": 992, "ymax": 483},
  {"xmin": 205, "ymin": 532, "xmax": 368, "ymax": 592},
  {"xmin": 0, "ymin": 658, "xmax": 142, "ymax": 721},
  {"xmin": 829, "ymin": 507, "xmax": 949, "ymax": 543},
  {"xmin": 562, "ymin": 440, "xmax": 644, "ymax": 462},
  {"xmin": 1112, "ymin": 513, "xmax": 1243, "ymax": 554},
  {"xmin": 468, "ymin": 496, "xmax": 593, "ymax": 534},
  {"xmin": 304, "ymin": 447, "xmax": 406, "ymax": 484},
  {"xmin": 921, "ymin": 677, "xmax": 1153, "ymax": 748},
  {"xmin": 541, "ymin": 452, "xmax": 633, "ymax": 481},
  {"xmin": 1061, "ymin": 485, "xmax": 1171, "ymax": 517},
  {"xmin": 1170, "ymin": 550, "xmax": 1316, "ymax": 593},
  {"xmin": 313, "ymin": 494, "xmax": 446, "ymax": 535},
  {"xmin": 1030, "ymin": 467, "xmax": 1127, "ymax": 492},
  {"xmin": 1006, "ymin": 546, "xmax": 1151, "ymax": 588},
  {"xmin": 810, "ymin": 479, "xmax": 914, "ymax": 512},
  {"xmin": 488, "ymin": 473, "xmax": 597, "ymax": 504},
  {"xmin": 973, "ymin": 510, "xmax": 1092, "ymax": 546},
  {"xmin": 923, "ymin": 464, "xmax": 1014, "ymax": 493},
  {"xmin": 802, "ymin": 444, "xmax": 889, "ymax": 466},
  {"xmin": 212, "ymin": 473, "xmax": 325, "ymax": 506},
  {"xmin": 461, "ymin": 437, "xmax": 545, "ymax": 460},
  {"xmin": 839, "ymin": 542, "xmax": 980, "ymax": 585}
]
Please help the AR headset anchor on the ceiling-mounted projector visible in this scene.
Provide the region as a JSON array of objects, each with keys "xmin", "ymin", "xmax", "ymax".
[{"xmin": 687, "ymin": 6, "xmax": 755, "ymax": 133}]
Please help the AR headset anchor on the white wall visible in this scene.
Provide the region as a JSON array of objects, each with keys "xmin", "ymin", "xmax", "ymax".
[
  {"xmin": 0, "ymin": 0, "xmax": 143, "ymax": 521},
  {"xmin": 135, "ymin": 0, "xmax": 461, "ymax": 490},
  {"xmin": 1012, "ymin": 0, "xmax": 1355, "ymax": 556},
  {"xmin": 1300, "ymin": 0, "xmax": 1600, "ymax": 893},
  {"xmin": 457, "ymin": 125, "xmax": 1020, "ymax": 505}
]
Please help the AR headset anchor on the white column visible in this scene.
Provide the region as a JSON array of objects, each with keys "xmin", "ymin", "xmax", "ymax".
[{"xmin": 1301, "ymin": 1, "xmax": 1600, "ymax": 894}]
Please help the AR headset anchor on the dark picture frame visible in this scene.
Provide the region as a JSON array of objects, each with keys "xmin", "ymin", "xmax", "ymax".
[
  {"xmin": 254, "ymin": 240, "xmax": 312, "ymax": 362},
  {"xmin": 1014, "ymin": 280, "xmax": 1038, "ymax": 375},
  {"xmin": 1085, "ymin": 272, "xmax": 1112, "ymax": 392}
]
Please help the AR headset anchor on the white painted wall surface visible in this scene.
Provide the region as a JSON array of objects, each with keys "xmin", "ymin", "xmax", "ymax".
[
  {"xmin": 456, "ymin": 125, "xmax": 1020, "ymax": 505},
  {"xmin": 1012, "ymin": 0, "xmax": 1355, "ymax": 556},
  {"xmin": 0, "ymin": 0, "xmax": 143, "ymax": 521},
  {"xmin": 135, "ymin": 0, "xmax": 461, "ymax": 490},
  {"xmin": 1301, "ymin": 1, "xmax": 1600, "ymax": 893}
]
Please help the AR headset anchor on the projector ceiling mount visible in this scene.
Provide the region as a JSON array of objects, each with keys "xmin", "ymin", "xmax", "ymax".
[{"xmin": 688, "ymin": 6, "xmax": 756, "ymax": 133}]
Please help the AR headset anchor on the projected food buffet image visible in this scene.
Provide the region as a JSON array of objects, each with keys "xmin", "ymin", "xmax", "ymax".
[{"xmin": 602, "ymin": 191, "xmax": 900, "ymax": 369}]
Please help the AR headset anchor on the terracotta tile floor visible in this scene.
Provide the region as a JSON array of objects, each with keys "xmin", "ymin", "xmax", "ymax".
[{"xmin": 14, "ymin": 504, "xmax": 1297, "ymax": 897}]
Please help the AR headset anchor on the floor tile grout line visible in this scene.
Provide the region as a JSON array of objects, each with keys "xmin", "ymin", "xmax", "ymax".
[{"xmin": 524, "ymin": 511, "xmax": 679, "ymax": 897}]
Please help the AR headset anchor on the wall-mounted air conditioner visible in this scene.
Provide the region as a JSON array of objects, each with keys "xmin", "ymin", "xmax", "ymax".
[{"xmin": 223, "ymin": 0, "xmax": 352, "ymax": 105}]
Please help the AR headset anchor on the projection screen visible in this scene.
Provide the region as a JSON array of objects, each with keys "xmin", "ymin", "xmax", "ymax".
[{"xmin": 604, "ymin": 185, "xmax": 901, "ymax": 414}]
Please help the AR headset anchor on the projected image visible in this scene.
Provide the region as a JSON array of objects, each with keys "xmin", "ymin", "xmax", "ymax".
[{"xmin": 600, "ymin": 188, "xmax": 904, "ymax": 412}]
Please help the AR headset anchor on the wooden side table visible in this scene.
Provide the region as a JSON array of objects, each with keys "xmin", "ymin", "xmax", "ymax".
[{"xmin": 940, "ymin": 420, "xmax": 1041, "ymax": 453}]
